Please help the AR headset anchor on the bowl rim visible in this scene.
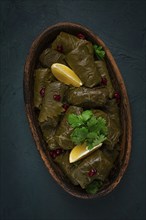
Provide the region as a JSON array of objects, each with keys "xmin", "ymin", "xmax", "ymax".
[{"xmin": 24, "ymin": 22, "xmax": 132, "ymax": 199}]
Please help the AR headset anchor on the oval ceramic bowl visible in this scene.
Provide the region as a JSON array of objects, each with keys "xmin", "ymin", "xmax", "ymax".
[{"xmin": 24, "ymin": 22, "xmax": 132, "ymax": 199}]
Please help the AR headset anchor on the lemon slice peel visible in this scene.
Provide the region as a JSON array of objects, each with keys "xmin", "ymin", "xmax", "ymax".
[
  {"xmin": 51, "ymin": 63, "xmax": 83, "ymax": 87},
  {"xmin": 69, "ymin": 142, "xmax": 103, "ymax": 163}
]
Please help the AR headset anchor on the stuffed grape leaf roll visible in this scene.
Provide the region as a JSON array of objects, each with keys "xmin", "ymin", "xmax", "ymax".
[
  {"xmin": 39, "ymin": 48, "xmax": 66, "ymax": 68},
  {"xmin": 102, "ymin": 144, "xmax": 120, "ymax": 164},
  {"xmin": 72, "ymin": 150, "xmax": 113, "ymax": 189},
  {"xmin": 95, "ymin": 60, "xmax": 115, "ymax": 98},
  {"xmin": 55, "ymin": 106, "xmax": 83, "ymax": 150},
  {"xmin": 34, "ymin": 68, "xmax": 49, "ymax": 108},
  {"xmin": 104, "ymin": 100, "xmax": 121, "ymax": 150},
  {"xmin": 40, "ymin": 121, "xmax": 58, "ymax": 150},
  {"xmin": 65, "ymin": 86, "xmax": 109, "ymax": 108},
  {"xmin": 51, "ymin": 31, "xmax": 93, "ymax": 55},
  {"xmin": 65, "ymin": 43, "xmax": 101, "ymax": 87},
  {"xmin": 93, "ymin": 109, "xmax": 121, "ymax": 150},
  {"xmin": 38, "ymin": 81, "xmax": 68, "ymax": 124},
  {"xmin": 105, "ymin": 99, "xmax": 121, "ymax": 124},
  {"xmin": 55, "ymin": 151, "xmax": 79, "ymax": 185}
]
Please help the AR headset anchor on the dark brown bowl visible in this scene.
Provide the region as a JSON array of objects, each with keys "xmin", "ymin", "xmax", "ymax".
[{"xmin": 24, "ymin": 22, "xmax": 132, "ymax": 199}]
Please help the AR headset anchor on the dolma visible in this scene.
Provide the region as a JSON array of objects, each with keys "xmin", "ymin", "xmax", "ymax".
[
  {"xmin": 55, "ymin": 106, "xmax": 83, "ymax": 150},
  {"xmin": 34, "ymin": 31, "xmax": 122, "ymax": 192},
  {"xmin": 39, "ymin": 48, "xmax": 66, "ymax": 68},
  {"xmin": 72, "ymin": 150, "xmax": 113, "ymax": 189},
  {"xmin": 65, "ymin": 86, "xmax": 109, "ymax": 108},
  {"xmin": 93, "ymin": 109, "xmax": 121, "ymax": 150},
  {"xmin": 33, "ymin": 68, "xmax": 49, "ymax": 108},
  {"xmin": 55, "ymin": 151, "xmax": 79, "ymax": 185},
  {"xmin": 105, "ymin": 99, "xmax": 121, "ymax": 124},
  {"xmin": 40, "ymin": 121, "xmax": 58, "ymax": 150},
  {"xmin": 102, "ymin": 144, "xmax": 120, "ymax": 163},
  {"xmin": 65, "ymin": 43, "xmax": 101, "ymax": 87},
  {"xmin": 51, "ymin": 31, "xmax": 93, "ymax": 55},
  {"xmin": 38, "ymin": 81, "xmax": 68, "ymax": 123},
  {"xmin": 104, "ymin": 99, "xmax": 121, "ymax": 146},
  {"xmin": 95, "ymin": 60, "xmax": 114, "ymax": 98}
]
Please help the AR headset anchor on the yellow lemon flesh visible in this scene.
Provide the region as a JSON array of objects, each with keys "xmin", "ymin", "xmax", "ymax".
[
  {"xmin": 69, "ymin": 143, "xmax": 103, "ymax": 163},
  {"xmin": 51, "ymin": 63, "xmax": 83, "ymax": 87}
]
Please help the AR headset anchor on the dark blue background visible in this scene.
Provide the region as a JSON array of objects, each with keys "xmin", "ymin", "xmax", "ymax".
[{"xmin": 0, "ymin": 0, "xmax": 146, "ymax": 220}]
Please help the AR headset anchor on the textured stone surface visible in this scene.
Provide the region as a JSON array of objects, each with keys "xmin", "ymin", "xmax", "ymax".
[{"xmin": 0, "ymin": 0, "xmax": 146, "ymax": 220}]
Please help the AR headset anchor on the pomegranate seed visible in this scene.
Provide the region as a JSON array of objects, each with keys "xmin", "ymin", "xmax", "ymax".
[
  {"xmin": 52, "ymin": 151, "xmax": 57, "ymax": 159},
  {"xmin": 77, "ymin": 33, "xmax": 85, "ymax": 39},
  {"xmin": 49, "ymin": 150, "xmax": 55, "ymax": 157},
  {"xmin": 57, "ymin": 45, "xmax": 64, "ymax": 53},
  {"xmin": 101, "ymin": 77, "xmax": 107, "ymax": 85},
  {"xmin": 40, "ymin": 88, "xmax": 45, "ymax": 97},
  {"xmin": 88, "ymin": 168, "xmax": 97, "ymax": 177},
  {"xmin": 63, "ymin": 103, "xmax": 69, "ymax": 112},
  {"xmin": 49, "ymin": 150, "xmax": 53, "ymax": 156},
  {"xmin": 114, "ymin": 92, "xmax": 121, "ymax": 102},
  {"xmin": 53, "ymin": 94, "xmax": 61, "ymax": 101},
  {"xmin": 56, "ymin": 148, "xmax": 63, "ymax": 155},
  {"xmin": 49, "ymin": 149, "xmax": 63, "ymax": 159}
]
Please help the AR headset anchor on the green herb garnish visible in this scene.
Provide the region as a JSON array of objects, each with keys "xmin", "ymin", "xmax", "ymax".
[
  {"xmin": 93, "ymin": 45, "xmax": 105, "ymax": 59},
  {"xmin": 68, "ymin": 110, "xmax": 108, "ymax": 150},
  {"xmin": 70, "ymin": 127, "xmax": 88, "ymax": 145},
  {"xmin": 86, "ymin": 180, "xmax": 103, "ymax": 194}
]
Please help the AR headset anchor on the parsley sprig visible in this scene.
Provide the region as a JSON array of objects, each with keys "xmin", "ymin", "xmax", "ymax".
[
  {"xmin": 68, "ymin": 110, "xmax": 108, "ymax": 150},
  {"xmin": 86, "ymin": 180, "xmax": 103, "ymax": 194},
  {"xmin": 93, "ymin": 45, "xmax": 105, "ymax": 60}
]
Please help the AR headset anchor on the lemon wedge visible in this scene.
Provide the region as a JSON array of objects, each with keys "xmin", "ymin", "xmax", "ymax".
[
  {"xmin": 51, "ymin": 63, "xmax": 83, "ymax": 87},
  {"xmin": 69, "ymin": 143, "xmax": 103, "ymax": 163}
]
